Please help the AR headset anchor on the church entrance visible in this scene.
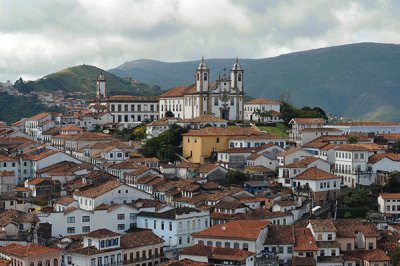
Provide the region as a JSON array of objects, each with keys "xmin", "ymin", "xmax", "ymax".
[{"xmin": 222, "ymin": 110, "xmax": 229, "ymax": 120}]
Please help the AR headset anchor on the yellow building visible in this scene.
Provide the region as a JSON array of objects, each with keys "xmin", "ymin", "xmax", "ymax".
[{"xmin": 182, "ymin": 127, "xmax": 261, "ymax": 163}]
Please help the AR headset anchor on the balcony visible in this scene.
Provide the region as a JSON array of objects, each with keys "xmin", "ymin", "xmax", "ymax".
[{"xmin": 123, "ymin": 254, "xmax": 163, "ymax": 265}]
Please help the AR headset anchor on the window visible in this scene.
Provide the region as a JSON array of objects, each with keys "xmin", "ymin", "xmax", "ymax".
[
  {"xmin": 238, "ymin": 73, "xmax": 242, "ymax": 82},
  {"xmin": 67, "ymin": 227, "xmax": 75, "ymax": 234},
  {"xmin": 346, "ymin": 243, "xmax": 352, "ymax": 250},
  {"xmin": 278, "ymin": 246, "xmax": 284, "ymax": 254},
  {"xmin": 161, "ymin": 221, "xmax": 164, "ymax": 230},
  {"xmin": 320, "ymin": 249, "xmax": 325, "ymax": 256},
  {"xmin": 225, "ymin": 242, "xmax": 230, "ymax": 248},
  {"xmin": 206, "ymin": 241, "xmax": 212, "ymax": 246},
  {"xmin": 118, "ymin": 224, "xmax": 125, "ymax": 230},
  {"xmin": 169, "ymin": 222, "xmax": 172, "ymax": 231},
  {"xmin": 145, "ymin": 219, "xmax": 148, "ymax": 228},
  {"xmin": 97, "ymin": 257, "xmax": 102, "ymax": 266},
  {"xmin": 216, "ymin": 137, "xmax": 220, "ymax": 143},
  {"xmin": 67, "ymin": 217, "xmax": 75, "ymax": 223},
  {"xmin": 82, "ymin": 226, "xmax": 90, "ymax": 233},
  {"xmin": 129, "ymin": 213, "xmax": 136, "ymax": 219},
  {"xmin": 368, "ymin": 242, "xmax": 373, "ymax": 250},
  {"xmin": 204, "ymin": 73, "xmax": 208, "ymax": 81},
  {"xmin": 243, "ymin": 243, "xmax": 249, "ymax": 251},
  {"xmin": 90, "ymin": 259, "xmax": 95, "ymax": 266},
  {"xmin": 178, "ymin": 237, "xmax": 182, "ymax": 245},
  {"xmin": 327, "ymin": 234, "xmax": 332, "ymax": 240},
  {"xmin": 82, "ymin": 216, "xmax": 90, "ymax": 222},
  {"xmin": 216, "ymin": 241, "xmax": 222, "ymax": 247},
  {"xmin": 287, "ymin": 246, "xmax": 292, "ymax": 254},
  {"xmin": 332, "ymin": 249, "xmax": 336, "ymax": 256},
  {"xmin": 154, "ymin": 220, "xmax": 157, "ymax": 229},
  {"xmin": 117, "ymin": 214, "xmax": 125, "ymax": 220}
]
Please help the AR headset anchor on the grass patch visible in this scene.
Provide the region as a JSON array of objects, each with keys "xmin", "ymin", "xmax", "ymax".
[{"xmin": 257, "ymin": 123, "xmax": 288, "ymax": 138}]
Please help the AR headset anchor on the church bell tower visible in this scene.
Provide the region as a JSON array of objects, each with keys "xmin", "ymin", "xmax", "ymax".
[{"xmin": 96, "ymin": 71, "xmax": 106, "ymax": 99}]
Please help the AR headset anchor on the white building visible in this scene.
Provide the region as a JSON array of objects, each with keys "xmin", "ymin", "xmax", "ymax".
[
  {"xmin": 159, "ymin": 58, "xmax": 244, "ymax": 121},
  {"xmin": 333, "ymin": 143, "xmax": 385, "ymax": 187},
  {"xmin": 378, "ymin": 193, "xmax": 400, "ymax": 218},
  {"xmin": 243, "ymin": 98, "xmax": 282, "ymax": 123},
  {"xmin": 229, "ymin": 134, "xmax": 287, "ymax": 149},
  {"xmin": 325, "ymin": 121, "xmax": 400, "ymax": 134},
  {"xmin": 192, "ymin": 220, "xmax": 269, "ymax": 254},
  {"xmin": 288, "ymin": 118, "xmax": 326, "ymax": 146},
  {"xmin": 137, "ymin": 207, "xmax": 210, "ymax": 251},
  {"xmin": 73, "ymin": 179, "xmax": 152, "ymax": 211}
]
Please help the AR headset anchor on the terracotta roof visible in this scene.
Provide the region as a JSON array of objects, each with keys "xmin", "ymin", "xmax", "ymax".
[
  {"xmin": 369, "ymin": 153, "xmax": 400, "ymax": 164},
  {"xmin": 73, "ymin": 179, "xmax": 122, "ymax": 198},
  {"xmin": 15, "ymin": 187, "xmax": 31, "ymax": 192},
  {"xmin": 201, "ymin": 182, "xmax": 220, "ymax": 190},
  {"xmin": 294, "ymin": 228, "xmax": 318, "ymax": 251},
  {"xmin": 27, "ymin": 177, "xmax": 51, "ymax": 185},
  {"xmin": 245, "ymin": 165, "xmax": 273, "ymax": 173},
  {"xmin": 264, "ymin": 225, "xmax": 295, "ymax": 245},
  {"xmin": 292, "ymin": 257, "xmax": 316, "ymax": 266},
  {"xmin": 0, "ymin": 209, "xmax": 39, "ymax": 227},
  {"xmin": 20, "ymin": 149, "xmax": 58, "ymax": 161},
  {"xmin": 380, "ymin": 193, "xmax": 400, "ymax": 200},
  {"xmin": 183, "ymin": 127, "xmax": 262, "ymax": 137},
  {"xmin": 308, "ymin": 219, "xmax": 337, "ymax": 232},
  {"xmin": 0, "ymin": 260, "xmax": 11, "ymax": 266},
  {"xmin": 121, "ymin": 229, "xmax": 163, "ymax": 248},
  {"xmin": 245, "ymin": 98, "xmax": 280, "ymax": 105},
  {"xmin": 335, "ymin": 143, "xmax": 384, "ymax": 151},
  {"xmin": 343, "ymin": 249, "xmax": 390, "ymax": 262},
  {"xmin": 229, "ymin": 134, "xmax": 282, "ymax": 140},
  {"xmin": 180, "ymin": 244, "xmax": 254, "ymax": 261},
  {"xmin": 277, "ymin": 147, "xmax": 308, "ymax": 157},
  {"xmin": 198, "ymin": 164, "xmax": 221, "ymax": 173},
  {"xmin": 290, "ymin": 118, "xmax": 325, "ymax": 125},
  {"xmin": 59, "ymin": 125, "xmax": 84, "ymax": 132},
  {"xmin": 293, "ymin": 167, "xmax": 338, "ymax": 181},
  {"xmin": 380, "ymin": 133, "xmax": 400, "ymax": 141},
  {"xmin": 147, "ymin": 117, "xmax": 182, "ymax": 126},
  {"xmin": 213, "ymin": 200, "xmax": 246, "ymax": 210},
  {"xmin": 53, "ymin": 132, "xmax": 114, "ymax": 141},
  {"xmin": 0, "ymin": 155, "xmax": 18, "ymax": 162},
  {"xmin": 283, "ymin": 156, "xmax": 321, "ymax": 168},
  {"xmin": 0, "ymin": 243, "xmax": 60, "ymax": 257},
  {"xmin": 334, "ymin": 121, "xmax": 400, "ymax": 126},
  {"xmin": 192, "ymin": 220, "xmax": 269, "ymax": 240},
  {"xmin": 54, "ymin": 196, "xmax": 76, "ymax": 206},
  {"xmin": 160, "ymin": 86, "xmax": 188, "ymax": 97},
  {"xmin": 27, "ymin": 112, "xmax": 51, "ymax": 121},
  {"xmin": 85, "ymin": 228, "xmax": 121, "ymax": 238},
  {"xmin": 181, "ymin": 114, "xmax": 227, "ymax": 123}
]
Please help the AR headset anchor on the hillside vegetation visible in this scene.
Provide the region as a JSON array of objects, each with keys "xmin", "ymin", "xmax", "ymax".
[
  {"xmin": 109, "ymin": 43, "xmax": 400, "ymax": 121},
  {"xmin": 15, "ymin": 65, "xmax": 162, "ymax": 97}
]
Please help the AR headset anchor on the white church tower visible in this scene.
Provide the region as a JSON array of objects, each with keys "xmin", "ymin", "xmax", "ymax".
[
  {"xmin": 196, "ymin": 57, "xmax": 210, "ymax": 92},
  {"xmin": 230, "ymin": 58, "xmax": 243, "ymax": 92},
  {"xmin": 96, "ymin": 71, "xmax": 106, "ymax": 99}
]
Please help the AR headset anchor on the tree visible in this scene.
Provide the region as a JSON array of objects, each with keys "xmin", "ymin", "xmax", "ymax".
[
  {"xmin": 388, "ymin": 141, "xmax": 400, "ymax": 154},
  {"xmin": 252, "ymin": 109, "xmax": 263, "ymax": 122},
  {"xmin": 132, "ymin": 125, "xmax": 146, "ymax": 140},
  {"xmin": 141, "ymin": 124, "xmax": 188, "ymax": 163},
  {"xmin": 392, "ymin": 247, "xmax": 400, "ymax": 266},
  {"xmin": 348, "ymin": 136, "xmax": 359, "ymax": 144},
  {"xmin": 383, "ymin": 172, "xmax": 400, "ymax": 193},
  {"xmin": 165, "ymin": 110, "xmax": 174, "ymax": 118},
  {"xmin": 225, "ymin": 170, "xmax": 247, "ymax": 185}
]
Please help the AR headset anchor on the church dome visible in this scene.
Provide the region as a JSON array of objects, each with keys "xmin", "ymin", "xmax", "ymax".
[
  {"xmin": 197, "ymin": 57, "xmax": 208, "ymax": 70},
  {"xmin": 97, "ymin": 71, "xmax": 106, "ymax": 81},
  {"xmin": 232, "ymin": 58, "xmax": 242, "ymax": 71}
]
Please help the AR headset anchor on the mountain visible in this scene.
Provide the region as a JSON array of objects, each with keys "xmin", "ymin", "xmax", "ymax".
[
  {"xmin": 16, "ymin": 65, "xmax": 162, "ymax": 97},
  {"xmin": 109, "ymin": 43, "xmax": 400, "ymax": 121}
]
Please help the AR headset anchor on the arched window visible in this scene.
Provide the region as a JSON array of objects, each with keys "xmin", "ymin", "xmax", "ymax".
[
  {"xmin": 38, "ymin": 261, "xmax": 42, "ymax": 266},
  {"xmin": 30, "ymin": 262, "xmax": 34, "ymax": 266},
  {"xmin": 197, "ymin": 73, "xmax": 200, "ymax": 81},
  {"xmin": 53, "ymin": 259, "xmax": 58, "ymax": 266},
  {"xmin": 238, "ymin": 73, "xmax": 242, "ymax": 82},
  {"xmin": 243, "ymin": 243, "xmax": 249, "ymax": 250},
  {"xmin": 45, "ymin": 260, "xmax": 50, "ymax": 266},
  {"xmin": 234, "ymin": 242, "xmax": 240, "ymax": 249},
  {"xmin": 204, "ymin": 73, "xmax": 208, "ymax": 81}
]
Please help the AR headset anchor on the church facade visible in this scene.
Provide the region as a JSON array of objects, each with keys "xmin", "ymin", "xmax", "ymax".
[{"xmin": 159, "ymin": 58, "xmax": 245, "ymax": 121}]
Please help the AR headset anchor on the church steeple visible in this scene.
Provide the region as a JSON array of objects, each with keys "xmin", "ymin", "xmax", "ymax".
[
  {"xmin": 96, "ymin": 71, "xmax": 106, "ymax": 99},
  {"xmin": 230, "ymin": 58, "xmax": 243, "ymax": 92},
  {"xmin": 196, "ymin": 57, "xmax": 210, "ymax": 92}
]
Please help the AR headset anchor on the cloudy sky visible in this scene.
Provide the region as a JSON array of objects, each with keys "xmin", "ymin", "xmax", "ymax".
[{"xmin": 1, "ymin": 0, "xmax": 400, "ymax": 81}]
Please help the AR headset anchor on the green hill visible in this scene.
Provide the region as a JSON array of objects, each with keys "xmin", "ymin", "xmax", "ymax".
[
  {"xmin": 109, "ymin": 42, "xmax": 400, "ymax": 121},
  {"xmin": 16, "ymin": 65, "xmax": 162, "ymax": 97}
]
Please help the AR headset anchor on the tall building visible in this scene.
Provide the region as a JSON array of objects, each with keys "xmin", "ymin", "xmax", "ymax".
[
  {"xmin": 159, "ymin": 58, "xmax": 245, "ymax": 121},
  {"xmin": 90, "ymin": 72, "xmax": 159, "ymax": 124}
]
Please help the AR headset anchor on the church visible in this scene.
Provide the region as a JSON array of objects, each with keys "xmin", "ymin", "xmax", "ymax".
[{"xmin": 159, "ymin": 58, "xmax": 245, "ymax": 121}]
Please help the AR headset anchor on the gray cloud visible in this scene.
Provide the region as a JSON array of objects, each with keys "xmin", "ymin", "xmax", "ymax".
[{"xmin": 1, "ymin": 0, "xmax": 400, "ymax": 81}]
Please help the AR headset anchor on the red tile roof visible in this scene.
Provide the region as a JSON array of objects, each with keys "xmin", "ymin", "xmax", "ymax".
[
  {"xmin": 73, "ymin": 179, "xmax": 122, "ymax": 198},
  {"xmin": 293, "ymin": 167, "xmax": 338, "ymax": 181},
  {"xmin": 245, "ymin": 98, "xmax": 280, "ymax": 105},
  {"xmin": 183, "ymin": 127, "xmax": 262, "ymax": 137},
  {"xmin": 121, "ymin": 229, "xmax": 163, "ymax": 248},
  {"xmin": 84, "ymin": 229, "xmax": 121, "ymax": 238},
  {"xmin": 290, "ymin": 118, "xmax": 325, "ymax": 125},
  {"xmin": 380, "ymin": 193, "xmax": 400, "ymax": 200},
  {"xmin": 0, "ymin": 243, "xmax": 60, "ymax": 257},
  {"xmin": 294, "ymin": 228, "xmax": 318, "ymax": 251},
  {"xmin": 335, "ymin": 143, "xmax": 384, "ymax": 152},
  {"xmin": 181, "ymin": 244, "xmax": 254, "ymax": 261},
  {"xmin": 369, "ymin": 153, "xmax": 400, "ymax": 164},
  {"xmin": 192, "ymin": 220, "xmax": 269, "ymax": 240},
  {"xmin": 343, "ymin": 249, "xmax": 390, "ymax": 262}
]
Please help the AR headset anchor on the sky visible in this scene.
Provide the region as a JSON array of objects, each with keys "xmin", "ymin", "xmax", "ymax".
[{"xmin": 1, "ymin": 0, "xmax": 400, "ymax": 81}]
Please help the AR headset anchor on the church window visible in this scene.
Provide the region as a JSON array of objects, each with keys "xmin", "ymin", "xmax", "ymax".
[
  {"xmin": 131, "ymin": 104, "xmax": 135, "ymax": 111},
  {"xmin": 197, "ymin": 73, "xmax": 200, "ymax": 81},
  {"xmin": 214, "ymin": 97, "xmax": 218, "ymax": 106},
  {"xmin": 238, "ymin": 73, "xmax": 242, "ymax": 82},
  {"xmin": 231, "ymin": 98, "xmax": 234, "ymax": 106},
  {"xmin": 150, "ymin": 105, "xmax": 154, "ymax": 111},
  {"xmin": 137, "ymin": 105, "xmax": 141, "ymax": 111},
  {"xmin": 111, "ymin": 105, "xmax": 115, "ymax": 112},
  {"xmin": 117, "ymin": 105, "xmax": 122, "ymax": 111},
  {"xmin": 204, "ymin": 73, "xmax": 208, "ymax": 81}
]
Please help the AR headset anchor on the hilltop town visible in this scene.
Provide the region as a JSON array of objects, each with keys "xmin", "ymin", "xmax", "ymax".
[{"xmin": 0, "ymin": 59, "xmax": 400, "ymax": 266}]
